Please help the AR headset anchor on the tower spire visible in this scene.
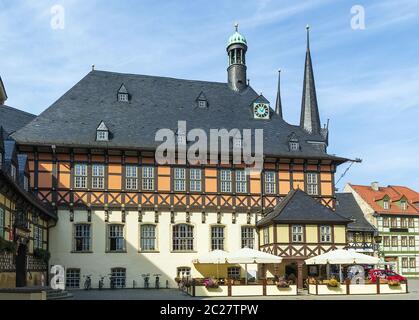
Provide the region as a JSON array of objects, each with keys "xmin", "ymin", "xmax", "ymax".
[
  {"xmin": 275, "ymin": 69, "xmax": 283, "ymax": 118},
  {"xmin": 300, "ymin": 25, "xmax": 321, "ymax": 134}
]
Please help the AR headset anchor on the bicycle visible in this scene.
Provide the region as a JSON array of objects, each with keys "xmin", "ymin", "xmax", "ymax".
[
  {"xmin": 99, "ymin": 275, "xmax": 107, "ymax": 290},
  {"xmin": 83, "ymin": 275, "xmax": 92, "ymax": 290},
  {"xmin": 141, "ymin": 273, "xmax": 150, "ymax": 289},
  {"xmin": 154, "ymin": 274, "xmax": 161, "ymax": 289}
]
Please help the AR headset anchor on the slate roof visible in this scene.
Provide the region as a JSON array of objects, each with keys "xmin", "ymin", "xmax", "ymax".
[
  {"xmin": 335, "ymin": 193, "xmax": 377, "ymax": 233},
  {"xmin": 12, "ymin": 70, "xmax": 347, "ymax": 162},
  {"xmin": 257, "ymin": 189, "xmax": 350, "ymax": 227},
  {"xmin": 350, "ymin": 184, "xmax": 419, "ymax": 216},
  {"xmin": 0, "ymin": 105, "xmax": 36, "ymax": 136}
]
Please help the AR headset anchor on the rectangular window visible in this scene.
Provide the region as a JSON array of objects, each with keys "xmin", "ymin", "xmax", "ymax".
[
  {"xmin": 11, "ymin": 165, "xmax": 16, "ymax": 180},
  {"xmin": 172, "ymin": 224, "xmax": 194, "ymax": 251},
  {"xmin": 227, "ymin": 267, "xmax": 241, "ymax": 280},
  {"xmin": 190, "ymin": 168, "xmax": 202, "ymax": 192},
  {"xmin": 66, "ymin": 269, "xmax": 81, "ymax": 289},
  {"xmin": 177, "ymin": 267, "xmax": 191, "ymax": 278},
  {"xmin": 235, "ymin": 170, "xmax": 247, "ymax": 193},
  {"xmin": 34, "ymin": 226, "xmax": 43, "ymax": 249},
  {"xmin": 320, "ymin": 226, "xmax": 332, "ymax": 243},
  {"xmin": 142, "ymin": 166, "xmax": 154, "ymax": 191},
  {"xmin": 401, "ymin": 236, "xmax": 408, "ymax": 247},
  {"xmin": 140, "ymin": 224, "xmax": 156, "ymax": 251},
  {"xmin": 391, "ymin": 218, "xmax": 398, "ymax": 228},
  {"xmin": 263, "ymin": 228, "xmax": 269, "ymax": 245},
  {"xmin": 96, "ymin": 131, "xmax": 108, "ymax": 141},
  {"xmin": 402, "ymin": 257, "xmax": 408, "ymax": 268},
  {"xmin": 220, "ymin": 170, "xmax": 232, "ymax": 193},
  {"xmin": 290, "ymin": 142, "xmax": 299, "ymax": 151},
  {"xmin": 306, "ymin": 173, "xmax": 319, "ymax": 196},
  {"xmin": 74, "ymin": 164, "xmax": 87, "ymax": 189},
  {"xmin": 408, "ymin": 218, "xmax": 415, "ymax": 228},
  {"xmin": 111, "ymin": 268, "xmax": 126, "ymax": 288},
  {"xmin": 391, "ymin": 236, "xmax": 398, "ymax": 247},
  {"xmin": 125, "ymin": 165, "xmax": 138, "ymax": 190},
  {"xmin": 241, "ymin": 227, "xmax": 255, "ymax": 249},
  {"xmin": 108, "ymin": 225, "xmax": 125, "ymax": 252},
  {"xmin": 174, "ymin": 168, "xmax": 186, "ymax": 192},
  {"xmin": 118, "ymin": 93, "xmax": 129, "ymax": 102},
  {"xmin": 92, "ymin": 164, "xmax": 105, "ymax": 189},
  {"xmin": 383, "ymin": 236, "xmax": 390, "ymax": 247},
  {"xmin": 401, "ymin": 200, "xmax": 407, "ymax": 211},
  {"xmin": 74, "ymin": 224, "xmax": 91, "ymax": 252},
  {"xmin": 23, "ymin": 176, "xmax": 29, "ymax": 191},
  {"xmin": 409, "ymin": 236, "xmax": 415, "ymax": 247},
  {"xmin": 383, "ymin": 217, "xmax": 389, "ymax": 228},
  {"xmin": 383, "ymin": 200, "xmax": 389, "ymax": 210},
  {"xmin": 0, "ymin": 208, "xmax": 4, "ymax": 239},
  {"xmin": 292, "ymin": 225, "xmax": 304, "ymax": 243},
  {"xmin": 401, "ymin": 218, "xmax": 408, "ymax": 228},
  {"xmin": 264, "ymin": 171, "xmax": 276, "ymax": 194},
  {"xmin": 410, "ymin": 258, "xmax": 416, "ymax": 268},
  {"xmin": 211, "ymin": 226, "xmax": 225, "ymax": 251}
]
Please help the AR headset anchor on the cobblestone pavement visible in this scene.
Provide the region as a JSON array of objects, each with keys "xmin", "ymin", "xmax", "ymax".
[{"xmin": 71, "ymin": 279, "xmax": 419, "ymax": 300}]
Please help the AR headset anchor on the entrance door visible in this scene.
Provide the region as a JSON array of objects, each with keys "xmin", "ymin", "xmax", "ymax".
[
  {"xmin": 16, "ymin": 244, "xmax": 27, "ymax": 287},
  {"xmin": 285, "ymin": 263, "xmax": 297, "ymax": 282}
]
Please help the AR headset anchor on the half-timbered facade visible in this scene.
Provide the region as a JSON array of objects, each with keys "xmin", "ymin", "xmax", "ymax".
[
  {"xmin": 257, "ymin": 189, "xmax": 349, "ymax": 288},
  {"xmin": 10, "ymin": 26, "xmax": 348, "ymax": 288}
]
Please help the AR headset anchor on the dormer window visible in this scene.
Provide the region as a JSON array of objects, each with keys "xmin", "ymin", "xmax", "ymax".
[
  {"xmin": 198, "ymin": 100, "xmax": 207, "ymax": 108},
  {"xmin": 118, "ymin": 84, "xmax": 129, "ymax": 102},
  {"xmin": 196, "ymin": 92, "xmax": 208, "ymax": 109},
  {"xmin": 401, "ymin": 200, "xmax": 407, "ymax": 211},
  {"xmin": 96, "ymin": 121, "xmax": 110, "ymax": 142},
  {"xmin": 290, "ymin": 142, "xmax": 299, "ymax": 151},
  {"xmin": 383, "ymin": 200, "xmax": 389, "ymax": 210}
]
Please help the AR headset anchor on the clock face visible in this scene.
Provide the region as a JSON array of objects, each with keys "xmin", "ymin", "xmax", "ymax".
[{"xmin": 254, "ymin": 103, "xmax": 270, "ymax": 119}]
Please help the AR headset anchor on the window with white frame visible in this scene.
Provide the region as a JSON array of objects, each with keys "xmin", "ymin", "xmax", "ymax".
[
  {"xmin": 220, "ymin": 170, "xmax": 232, "ymax": 193},
  {"xmin": 198, "ymin": 100, "xmax": 207, "ymax": 108},
  {"xmin": 264, "ymin": 171, "xmax": 276, "ymax": 194},
  {"xmin": 0, "ymin": 208, "xmax": 4, "ymax": 239},
  {"xmin": 290, "ymin": 141, "xmax": 299, "ymax": 151},
  {"xmin": 174, "ymin": 168, "xmax": 186, "ymax": 192},
  {"xmin": 383, "ymin": 200, "xmax": 389, "ymax": 210},
  {"xmin": 402, "ymin": 257, "xmax": 408, "ymax": 268},
  {"xmin": 391, "ymin": 217, "xmax": 397, "ymax": 228},
  {"xmin": 190, "ymin": 168, "xmax": 202, "ymax": 192},
  {"xmin": 409, "ymin": 218, "xmax": 415, "ymax": 228},
  {"xmin": 74, "ymin": 224, "xmax": 91, "ymax": 252},
  {"xmin": 401, "ymin": 218, "xmax": 408, "ymax": 228},
  {"xmin": 140, "ymin": 224, "xmax": 156, "ymax": 251},
  {"xmin": 211, "ymin": 226, "xmax": 225, "ymax": 251},
  {"xmin": 177, "ymin": 267, "xmax": 191, "ymax": 278},
  {"xmin": 235, "ymin": 170, "xmax": 247, "ymax": 193},
  {"xmin": 66, "ymin": 269, "xmax": 81, "ymax": 289},
  {"xmin": 401, "ymin": 236, "xmax": 408, "ymax": 247},
  {"xmin": 410, "ymin": 258, "xmax": 416, "ymax": 268},
  {"xmin": 292, "ymin": 225, "xmax": 304, "ymax": 243},
  {"xmin": 409, "ymin": 236, "xmax": 415, "ymax": 247},
  {"xmin": 118, "ymin": 93, "xmax": 129, "ymax": 102},
  {"xmin": 401, "ymin": 200, "xmax": 407, "ymax": 211},
  {"xmin": 391, "ymin": 236, "xmax": 398, "ymax": 247},
  {"xmin": 96, "ymin": 130, "xmax": 108, "ymax": 141},
  {"xmin": 34, "ymin": 225, "xmax": 43, "ymax": 249},
  {"xmin": 241, "ymin": 227, "xmax": 254, "ymax": 249},
  {"xmin": 227, "ymin": 267, "xmax": 241, "ymax": 280},
  {"xmin": 320, "ymin": 226, "xmax": 332, "ymax": 243},
  {"xmin": 383, "ymin": 236, "xmax": 390, "ymax": 247},
  {"xmin": 11, "ymin": 164, "xmax": 16, "ymax": 180},
  {"xmin": 125, "ymin": 165, "xmax": 138, "ymax": 190},
  {"xmin": 108, "ymin": 225, "xmax": 125, "ymax": 252},
  {"xmin": 92, "ymin": 164, "xmax": 105, "ymax": 189},
  {"xmin": 111, "ymin": 268, "xmax": 126, "ymax": 288},
  {"xmin": 142, "ymin": 166, "xmax": 154, "ymax": 191},
  {"xmin": 172, "ymin": 224, "xmax": 194, "ymax": 251},
  {"xmin": 383, "ymin": 217, "xmax": 389, "ymax": 227},
  {"xmin": 74, "ymin": 164, "xmax": 87, "ymax": 189},
  {"xmin": 306, "ymin": 173, "xmax": 318, "ymax": 195},
  {"xmin": 263, "ymin": 228, "xmax": 269, "ymax": 245}
]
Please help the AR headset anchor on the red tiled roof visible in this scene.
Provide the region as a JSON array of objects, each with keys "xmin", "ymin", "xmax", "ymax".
[{"xmin": 350, "ymin": 184, "xmax": 419, "ymax": 216}]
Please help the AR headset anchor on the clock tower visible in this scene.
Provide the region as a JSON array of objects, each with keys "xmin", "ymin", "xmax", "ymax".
[{"xmin": 227, "ymin": 23, "xmax": 248, "ymax": 92}]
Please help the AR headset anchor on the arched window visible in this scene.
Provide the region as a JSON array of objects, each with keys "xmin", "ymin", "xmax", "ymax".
[
  {"xmin": 140, "ymin": 224, "xmax": 157, "ymax": 251},
  {"xmin": 172, "ymin": 224, "xmax": 194, "ymax": 251}
]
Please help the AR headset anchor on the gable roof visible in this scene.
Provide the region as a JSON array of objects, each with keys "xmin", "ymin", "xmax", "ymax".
[
  {"xmin": 257, "ymin": 189, "xmax": 350, "ymax": 227},
  {"xmin": 0, "ymin": 105, "xmax": 36, "ymax": 136},
  {"xmin": 335, "ymin": 193, "xmax": 377, "ymax": 233},
  {"xmin": 350, "ymin": 184, "xmax": 419, "ymax": 216},
  {"xmin": 12, "ymin": 70, "xmax": 347, "ymax": 163}
]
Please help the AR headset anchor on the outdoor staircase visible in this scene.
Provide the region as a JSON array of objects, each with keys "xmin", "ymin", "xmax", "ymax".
[{"xmin": 45, "ymin": 288, "xmax": 74, "ymax": 300}]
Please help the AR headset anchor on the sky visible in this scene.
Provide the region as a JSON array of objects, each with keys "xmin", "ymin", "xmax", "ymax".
[{"xmin": 0, "ymin": 0, "xmax": 418, "ymax": 191}]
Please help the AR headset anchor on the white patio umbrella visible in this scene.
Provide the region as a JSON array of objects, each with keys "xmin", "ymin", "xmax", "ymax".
[
  {"xmin": 192, "ymin": 250, "xmax": 229, "ymax": 279},
  {"xmin": 227, "ymin": 248, "xmax": 283, "ymax": 284},
  {"xmin": 305, "ymin": 249, "xmax": 379, "ymax": 282}
]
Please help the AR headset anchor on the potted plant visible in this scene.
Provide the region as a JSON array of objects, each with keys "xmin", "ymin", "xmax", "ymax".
[
  {"xmin": 327, "ymin": 278, "xmax": 340, "ymax": 288},
  {"xmin": 0, "ymin": 238, "xmax": 16, "ymax": 253},
  {"xmin": 388, "ymin": 280, "xmax": 400, "ymax": 287},
  {"xmin": 33, "ymin": 248, "xmax": 51, "ymax": 263},
  {"xmin": 204, "ymin": 278, "xmax": 219, "ymax": 289},
  {"xmin": 276, "ymin": 279, "xmax": 290, "ymax": 289}
]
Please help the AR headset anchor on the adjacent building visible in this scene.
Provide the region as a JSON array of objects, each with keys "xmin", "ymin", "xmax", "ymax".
[
  {"xmin": 335, "ymin": 193, "xmax": 378, "ymax": 255},
  {"xmin": 9, "ymin": 26, "xmax": 349, "ymax": 289},
  {"xmin": 345, "ymin": 183, "xmax": 419, "ymax": 277}
]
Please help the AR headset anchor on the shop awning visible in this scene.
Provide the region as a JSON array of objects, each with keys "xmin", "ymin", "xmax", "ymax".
[
  {"xmin": 192, "ymin": 250, "xmax": 229, "ymax": 264},
  {"xmin": 305, "ymin": 249, "xmax": 380, "ymax": 265}
]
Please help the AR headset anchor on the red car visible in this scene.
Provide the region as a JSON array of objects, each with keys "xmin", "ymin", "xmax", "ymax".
[{"xmin": 368, "ymin": 269, "xmax": 406, "ymax": 282}]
